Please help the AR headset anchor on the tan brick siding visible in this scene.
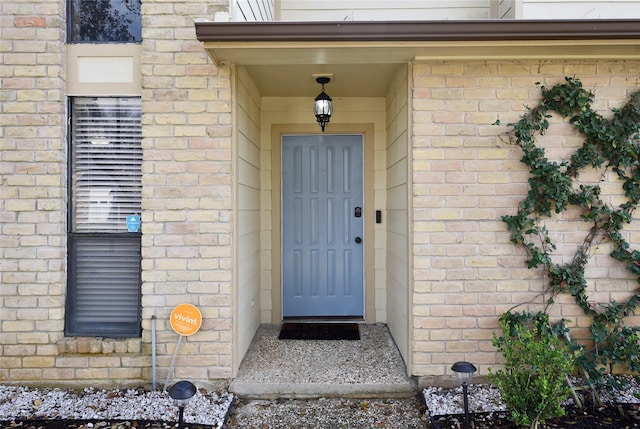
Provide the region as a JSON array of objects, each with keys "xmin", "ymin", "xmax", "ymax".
[
  {"xmin": 411, "ymin": 60, "xmax": 640, "ymax": 378},
  {"xmin": 140, "ymin": 0, "xmax": 234, "ymax": 382},
  {"xmin": 1, "ymin": 0, "xmax": 66, "ymax": 384}
]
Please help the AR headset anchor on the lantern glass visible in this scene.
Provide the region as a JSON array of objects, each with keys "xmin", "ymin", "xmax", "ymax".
[
  {"xmin": 455, "ymin": 370, "xmax": 474, "ymax": 384},
  {"xmin": 314, "ymin": 98, "xmax": 332, "ymax": 117}
]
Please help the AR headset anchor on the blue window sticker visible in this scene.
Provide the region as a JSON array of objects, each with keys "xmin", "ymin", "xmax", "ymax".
[{"xmin": 126, "ymin": 215, "xmax": 141, "ymax": 232}]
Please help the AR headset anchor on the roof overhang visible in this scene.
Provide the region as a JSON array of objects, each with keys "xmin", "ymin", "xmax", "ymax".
[
  {"xmin": 194, "ymin": 20, "xmax": 640, "ymax": 97},
  {"xmin": 196, "ymin": 19, "xmax": 640, "ymax": 65}
]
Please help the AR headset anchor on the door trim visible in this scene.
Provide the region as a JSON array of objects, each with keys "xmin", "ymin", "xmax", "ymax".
[{"xmin": 271, "ymin": 124, "xmax": 375, "ymax": 324}]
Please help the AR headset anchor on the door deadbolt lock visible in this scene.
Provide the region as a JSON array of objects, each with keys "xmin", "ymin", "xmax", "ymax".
[{"xmin": 354, "ymin": 207, "xmax": 362, "ymax": 218}]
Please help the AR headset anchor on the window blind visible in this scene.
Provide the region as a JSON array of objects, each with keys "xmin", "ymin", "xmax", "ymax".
[
  {"xmin": 71, "ymin": 97, "xmax": 142, "ymax": 233},
  {"xmin": 67, "ymin": 236, "xmax": 141, "ymax": 337}
]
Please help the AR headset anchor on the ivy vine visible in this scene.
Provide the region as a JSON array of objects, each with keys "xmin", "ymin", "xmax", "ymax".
[{"xmin": 498, "ymin": 77, "xmax": 640, "ymax": 378}]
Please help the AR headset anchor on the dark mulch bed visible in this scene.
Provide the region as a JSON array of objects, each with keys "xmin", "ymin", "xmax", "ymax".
[{"xmin": 430, "ymin": 403, "xmax": 640, "ymax": 428}]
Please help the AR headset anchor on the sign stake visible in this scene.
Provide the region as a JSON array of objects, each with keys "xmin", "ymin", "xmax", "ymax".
[{"xmin": 163, "ymin": 303, "xmax": 202, "ymax": 391}]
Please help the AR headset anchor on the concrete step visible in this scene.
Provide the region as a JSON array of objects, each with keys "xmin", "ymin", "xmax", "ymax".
[
  {"xmin": 229, "ymin": 323, "xmax": 417, "ymax": 399},
  {"xmin": 229, "ymin": 379, "xmax": 417, "ymax": 399}
]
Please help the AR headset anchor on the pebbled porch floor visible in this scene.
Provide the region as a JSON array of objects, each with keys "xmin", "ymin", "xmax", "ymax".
[{"xmin": 229, "ymin": 323, "xmax": 417, "ymax": 399}]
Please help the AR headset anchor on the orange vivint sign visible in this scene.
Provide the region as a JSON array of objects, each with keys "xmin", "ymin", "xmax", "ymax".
[{"xmin": 169, "ymin": 303, "xmax": 202, "ymax": 336}]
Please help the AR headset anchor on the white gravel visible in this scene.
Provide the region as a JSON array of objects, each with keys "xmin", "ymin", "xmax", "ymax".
[
  {"xmin": 4, "ymin": 373, "xmax": 640, "ymax": 428},
  {"xmin": 7, "ymin": 373, "xmax": 631, "ymax": 425},
  {"xmin": 423, "ymin": 375, "xmax": 640, "ymax": 417},
  {"xmin": 0, "ymin": 385, "xmax": 234, "ymax": 428},
  {"xmin": 423, "ymin": 383, "xmax": 506, "ymax": 417}
]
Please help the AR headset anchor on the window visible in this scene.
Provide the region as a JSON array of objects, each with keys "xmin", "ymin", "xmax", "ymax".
[
  {"xmin": 67, "ymin": 0, "xmax": 142, "ymax": 43},
  {"xmin": 66, "ymin": 97, "xmax": 142, "ymax": 338}
]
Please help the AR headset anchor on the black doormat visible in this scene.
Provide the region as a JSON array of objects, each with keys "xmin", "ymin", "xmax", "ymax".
[{"xmin": 278, "ymin": 323, "xmax": 360, "ymax": 340}]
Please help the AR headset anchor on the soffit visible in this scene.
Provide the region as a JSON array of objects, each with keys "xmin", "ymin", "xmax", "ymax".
[
  {"xmin": 195, "ymin": 20, "xmax": 640, "ymax": 97},
  {"xmin": 243, "ymin": 63, "xmax": 402, "ymax": 97}
]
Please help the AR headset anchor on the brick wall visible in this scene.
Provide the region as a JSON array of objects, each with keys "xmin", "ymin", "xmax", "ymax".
[
  {"xmin": 0, "ymin": 0, "xmax": 67, "ymax": 384},
  {"xmin": 411, "ymin": 60, "xmax": 640, "ymax": 379},
  {"xmin": 1, "ymin": 0, "xmax": 235, "ymax": 386},
  {"xmin": 139, "ymin": 0, "xmax": 234, "ymax": 382}
]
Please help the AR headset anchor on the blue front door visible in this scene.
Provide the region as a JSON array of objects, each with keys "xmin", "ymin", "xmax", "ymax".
[{"xmin": 281, "ymin": 135, "xmax": 364, "ymax": 318}]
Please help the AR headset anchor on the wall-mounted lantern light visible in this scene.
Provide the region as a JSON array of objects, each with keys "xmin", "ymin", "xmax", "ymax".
[
  {"xmin": 451, "ymin": 361, "xmax": 477, "ymax": 429},
  {"xmin": 314, "ymin": 76, "xmax": 332, "ymax": 132}
]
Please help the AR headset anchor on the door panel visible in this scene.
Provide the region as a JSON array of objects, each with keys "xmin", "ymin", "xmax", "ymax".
[{"xmin": 282, "ymin": 135, "xmax": 364, "ymax": 317}]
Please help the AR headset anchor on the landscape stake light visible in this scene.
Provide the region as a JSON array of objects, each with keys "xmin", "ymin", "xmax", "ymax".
[
  {"xmin": 451, "ymin": 361, "xmax": 477, "ymax": 429},
  {"xmin": 168, "ymin": 380, "xmax": 197, "ymax": 429}
]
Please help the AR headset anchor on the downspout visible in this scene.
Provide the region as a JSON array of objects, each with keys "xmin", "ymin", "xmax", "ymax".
[{"xmin": 151, "ymin": 315, "xmax": 156, "ymax": 390}]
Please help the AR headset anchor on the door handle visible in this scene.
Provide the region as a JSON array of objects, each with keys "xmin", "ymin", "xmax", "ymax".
[{"xmin": 355, "ymin": 236, "xmax": 362, "ymax": 244}]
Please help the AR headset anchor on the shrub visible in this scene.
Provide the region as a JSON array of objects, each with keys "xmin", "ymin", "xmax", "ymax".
[{"xmin": 489, "ymin": 314, "xmax": 577, "ymax": 429}]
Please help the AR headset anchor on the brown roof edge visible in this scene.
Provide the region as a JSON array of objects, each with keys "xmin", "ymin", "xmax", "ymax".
[{"xmin": 195, "ymin": 19, "xmax": 640, "ymax": 43}]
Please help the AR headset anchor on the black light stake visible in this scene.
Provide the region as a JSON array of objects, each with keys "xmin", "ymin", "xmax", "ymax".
[
  {"xmin": 314, "ymin": 76, "xmax": 333, "ymax": 132},
  {"xmin": 168, "ymin": 380, "xmax": 197, "ymax": 429},
  {"xmin": 451, "ymin": 361, "xmax": 477, "ymax": 429}
]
